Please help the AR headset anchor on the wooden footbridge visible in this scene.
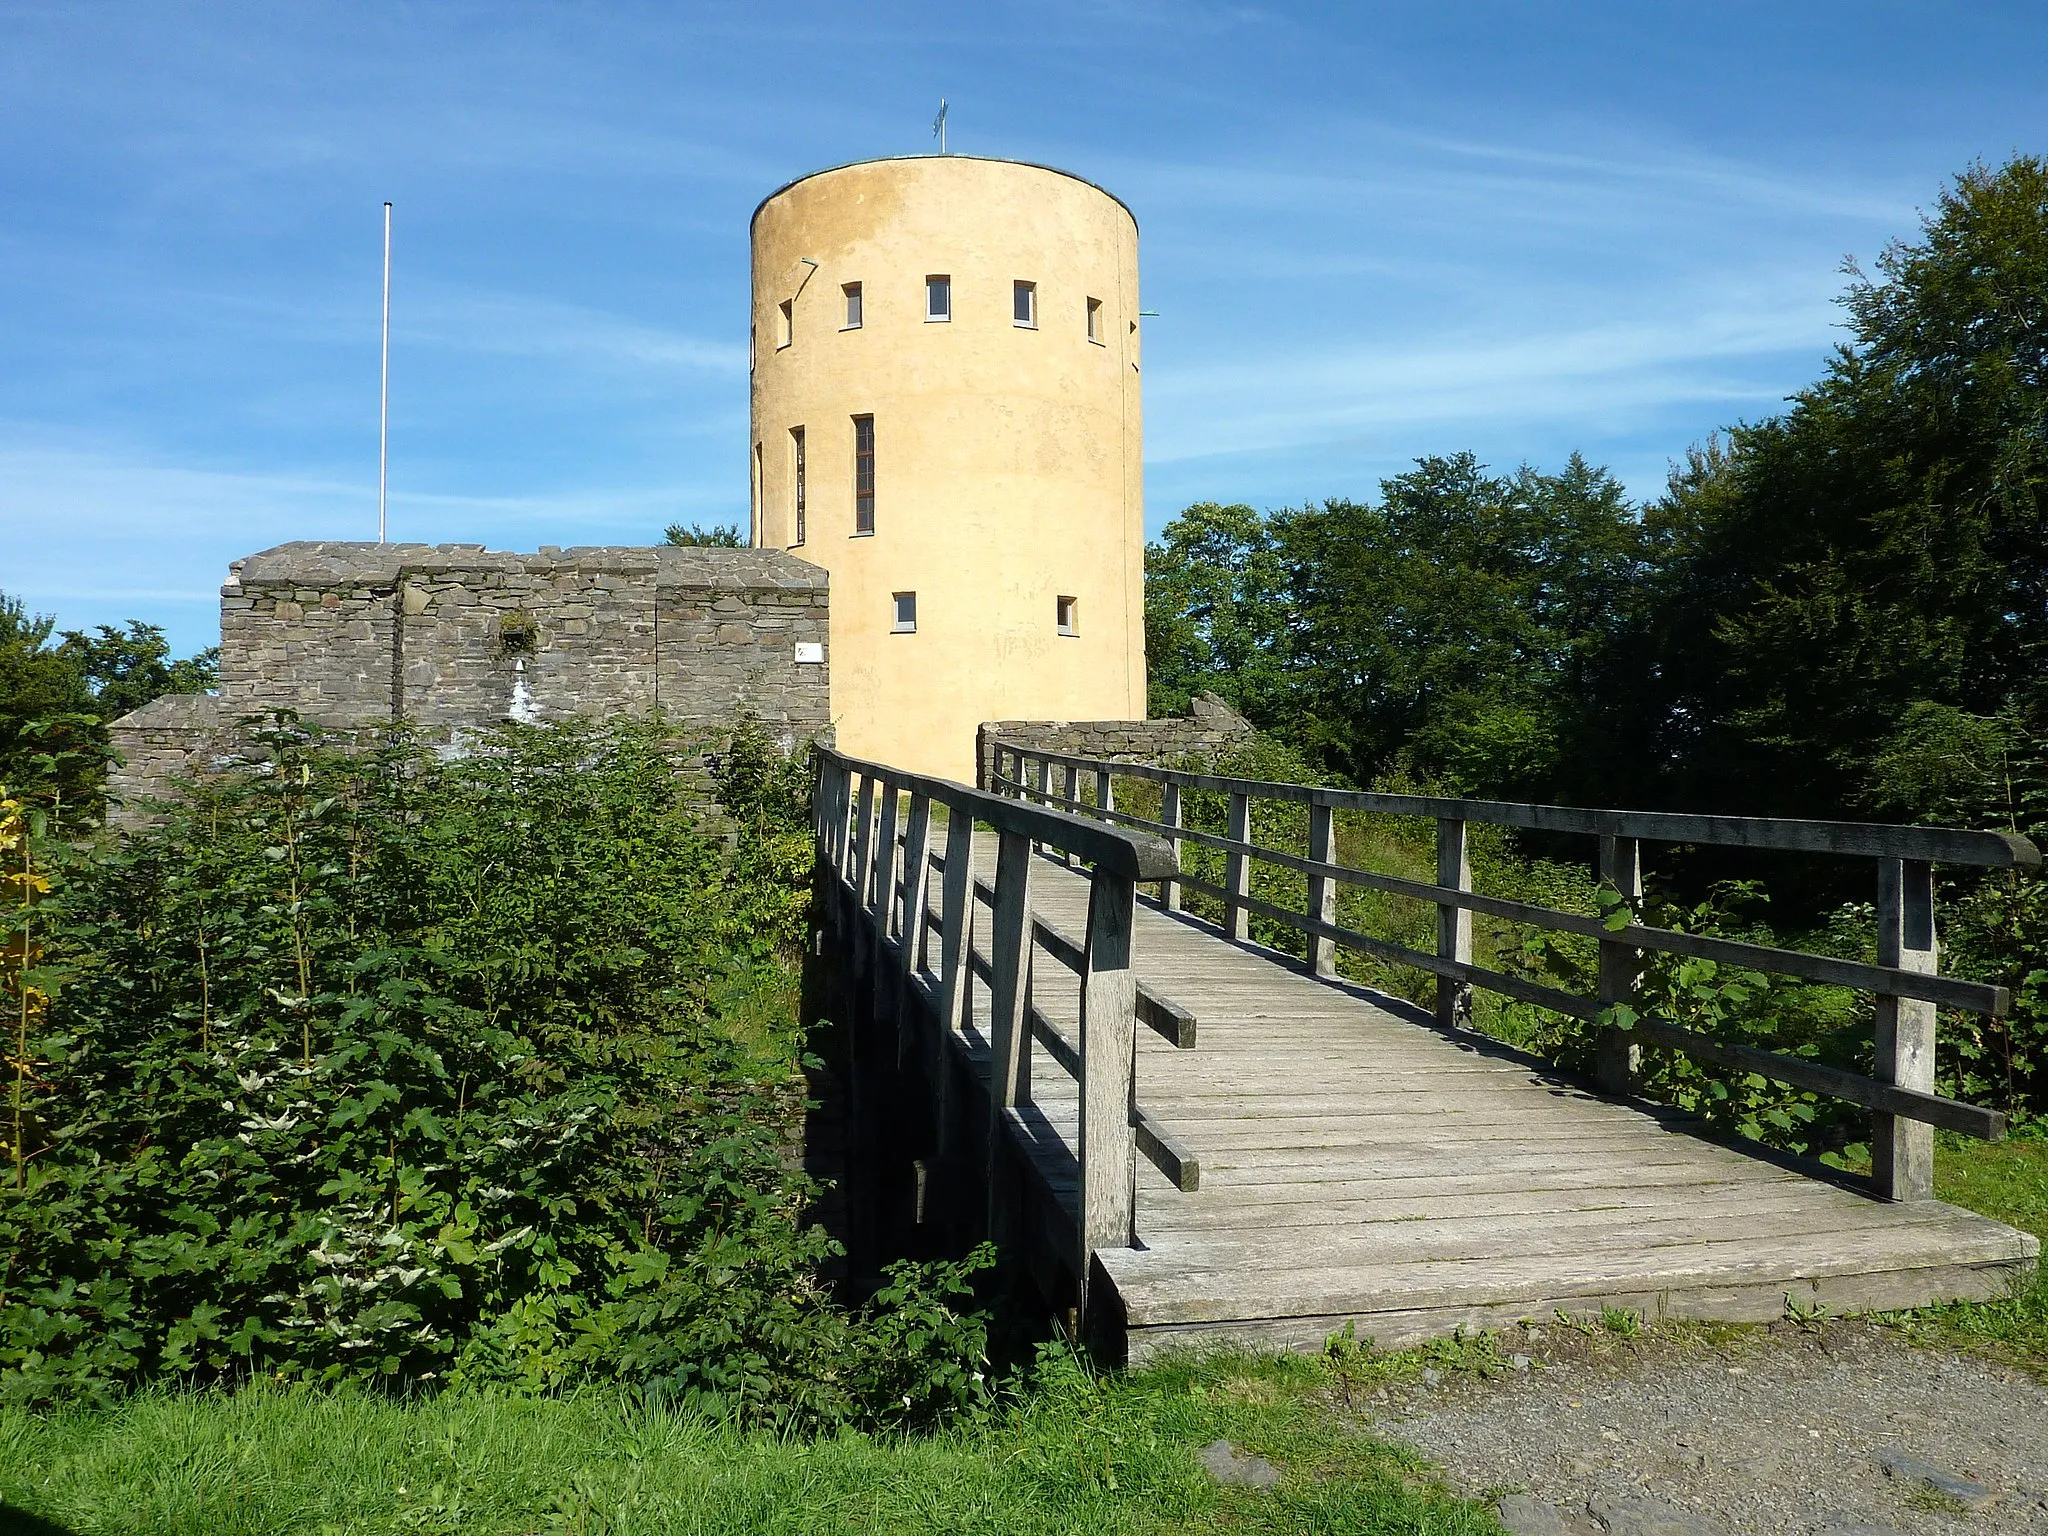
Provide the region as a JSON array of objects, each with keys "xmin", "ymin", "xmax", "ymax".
[{"xmin": 811, "ymin": 744, "xmax": 2040, "ymax": 1362}]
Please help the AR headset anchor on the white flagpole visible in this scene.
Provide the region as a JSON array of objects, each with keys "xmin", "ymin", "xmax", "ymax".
[
  {"xmin": 933, "ymin": 99, "xmax": 948, "ymax": 154},
  {"xmin": 379, "ymin": 201, "xmax": 392, "ymax": 544}
]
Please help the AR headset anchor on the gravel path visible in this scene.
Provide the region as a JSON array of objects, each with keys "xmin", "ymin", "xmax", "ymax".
[{"xmin": 1358, "ymin": 1319, "xmax": 2048, "ymax": 1534}]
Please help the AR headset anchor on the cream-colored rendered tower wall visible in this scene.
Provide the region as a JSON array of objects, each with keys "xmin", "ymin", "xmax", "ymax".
[{"xmin": 750, "ymin": 156, "xmax": 1145, "ymax": 781}]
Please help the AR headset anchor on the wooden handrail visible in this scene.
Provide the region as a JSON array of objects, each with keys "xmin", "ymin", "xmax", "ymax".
[
  {"xmin": 992, "ymin": 744, "xmax": 2041, "ymax": 870},
  {"xmin": 989, "ymin": 739, "xmax": 2038, "ymax": 1198},
  {"xmin": 818, "ymin": 746, "xmax": 1178, "ymax": 881},
  {"xmin": 815, "ymin": 747, "xmax": 1188, "ymax": 1310}
]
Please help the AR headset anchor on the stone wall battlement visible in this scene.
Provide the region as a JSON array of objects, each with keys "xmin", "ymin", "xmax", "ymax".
[{"xmin": 109, "ymin": 541, "xmax": 833, "ymax": 820}]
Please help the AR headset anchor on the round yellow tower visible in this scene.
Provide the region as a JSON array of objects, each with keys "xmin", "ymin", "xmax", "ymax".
[{"xmin": 750, "ymin": 155, "xmax": 1146, "ymax": 781}]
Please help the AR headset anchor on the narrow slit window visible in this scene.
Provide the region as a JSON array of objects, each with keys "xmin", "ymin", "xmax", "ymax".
[
  {"xmin": 842, "ymin": 282, "xmax": 862, "ymax": 329},
  {"xmin": 1013, "ymin": 280, "xmax": 1036, "ymax": 327},
  {"xmin": 852, "ymin": 414, "xmax": 875, "ymax": 534},
  {"xmin": 750, "ymin": 441, "xmax": 763, "ymax": 545},
  {"xmin": 1085, "ymin": 296, "xmax": 1103, "ymax": 343},
  {"xmin": 789, "ymin": 427, "xmax": 806, "ymax": 545},
  {"xmin": 1056, "ymin": 595, "xmax": 1078, "ymax": 636},
  {"xmin": 925, "ymin": 274, "xmax": 950, "ymax": 322},
  {"xmin": 892, "ymin": 591, "xmax": 917, "ymax": 633},
  {"xmin": 777, "ymin": 299, "xmax": 793, "ymax": 349}
]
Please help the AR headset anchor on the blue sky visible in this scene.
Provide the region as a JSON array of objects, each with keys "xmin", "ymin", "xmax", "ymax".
[{"xmin": 4, "ymin": 1, "xmax": 2045, "ymax": 656}]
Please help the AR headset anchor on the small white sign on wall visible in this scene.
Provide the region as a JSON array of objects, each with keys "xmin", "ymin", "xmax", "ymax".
[{"xmin": 794, "ymin": 642, "xmax": 825, "ymax": 664}]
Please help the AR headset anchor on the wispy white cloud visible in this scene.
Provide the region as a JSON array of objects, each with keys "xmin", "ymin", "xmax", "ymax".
[
  {"xmin": 0, "ymin": 432, "xmax": 744, "ymax": 647},
  {"xmin": 1145, "ymin": 288, "xmax": 1836, "ymax": 466}
]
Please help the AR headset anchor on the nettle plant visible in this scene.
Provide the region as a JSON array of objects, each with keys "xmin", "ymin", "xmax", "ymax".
[{"xmin": 0, "ymin": 716, "xmax": 991, "ymax": 1426}]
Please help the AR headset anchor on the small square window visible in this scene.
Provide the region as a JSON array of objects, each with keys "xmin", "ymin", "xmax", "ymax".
[
  {"xmin": 777, "ymin": 299, "xmax": 793, "ymax": 349},
  {"xmin": 1013, "ymin": 280, "xmax": 1036, "ymax": 327},
  {"xmin": 892, "ymin": 591, "xmax": 918, "ymax": 633},
  {"xmin": 842, "ymin": 282, "xmax": 862, "ymax": 329},
  {"xmin": 926, "ymin": 275, "xmax": 950, "ymax": 322},
  {"xmin": 1085, "ymin": 296, "xmax": 1103, "ymax": 344},
  {"xmin": 1056, "ymin": 595, "xmax": 1078, "ymax": 636}
]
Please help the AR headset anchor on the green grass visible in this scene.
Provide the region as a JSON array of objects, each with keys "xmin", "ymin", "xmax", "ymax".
[
  {"xmin": 0, "ymin": 1348, "xmax": 1501, "ymax": 1536},
  {"xmin": 1881, "ymin": 1133, "xmax": 2048, "ymax": 1372}
]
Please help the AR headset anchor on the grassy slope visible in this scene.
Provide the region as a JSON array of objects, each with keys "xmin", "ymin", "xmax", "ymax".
[
  {"xmin": 0, "ymin": 1352, "xmax": 1499, "ymax": 1536},
  {"xmin": 1889, "ymin": 1135, "xmax": 2048, "ymax": 1371}
]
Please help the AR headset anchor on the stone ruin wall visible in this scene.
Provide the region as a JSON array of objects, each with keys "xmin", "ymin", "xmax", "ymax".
[
  {"xmin": 974, "ymin": 691, "xmax": 1256, "ymax": 791},
  {"xmin": 108, "ymin": 542, "xmax": 832, "ymax": 817}
]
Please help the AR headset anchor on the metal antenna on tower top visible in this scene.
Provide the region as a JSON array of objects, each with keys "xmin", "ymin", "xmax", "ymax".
[
  {"xmin": 378, "ymin": 201, "xmax": 392, "ymax": 544},
  {"xmin": 933, "ymin": 99, "xmax": 948, "ymax": 154}
]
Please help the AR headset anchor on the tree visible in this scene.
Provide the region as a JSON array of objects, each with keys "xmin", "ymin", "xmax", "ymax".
[
  {"xmin": 1639, "ymin": 157, "xmax": 2048, "ymax": 820},
  {"xmin": 59, "ymin": 621, "xmax": 219, "ymax": 721},
  {"xmin": 0, "ymin": 596, "xmax": 94, "ymax": 807},
  {"xmin": 1280, "ymin": 453, "xmax": 1643, "ymax": 795},
  {"xmin": 664, "ymin": 522, "xmax": 746, "ymax": 547},
  {"xmin": 1144, "ymin": 457, "xmax": 1643, "ymax": 796},
  {"xmin": 1142, "ymin": 502, "xmax": 1295, "ymax": 722}
]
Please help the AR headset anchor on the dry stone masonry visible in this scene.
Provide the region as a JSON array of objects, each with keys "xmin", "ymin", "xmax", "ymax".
[
  {"xmin": 975, "ymin": 690, "xmax": 1255, "ymax": 789},
  {"xmin": 108, "ymin": 542, "xmax": 832, "ymax": 817}
]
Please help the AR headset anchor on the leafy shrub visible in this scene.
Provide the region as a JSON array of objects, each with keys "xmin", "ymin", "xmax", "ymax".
[{"xmin": 0, "ymin": 716, "xmax": 990, "ymax": 1424}]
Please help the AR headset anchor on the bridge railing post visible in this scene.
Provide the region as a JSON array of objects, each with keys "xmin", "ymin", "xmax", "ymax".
[
  {"xmin": 1435, "ymin": 817, "xmax": 1473, "ymax": 1030},
  {"xmin": 1225, "ymin": 791, "xmax": 1252, "ymax": 940},
  {"xmin": 849, "ymin": 774, "xmax": 876, "ymax": 933},
  {"xmin": 1078, "ymin": 864, "xmax": 1138, "ymax": 1312},
  {"xmin": 1307, "ymin": 799, "xmax": 1337, "ymax": 977},
  {"xmin": 1874, "ymin": 857, "xmax": 1938, "ymax": 1201},
  {"xmin": 984, "ymin": 828, "xmax": 1034, "ymax": 1241},
  {"xmin": 824, "ymin": 758, "xmax": 853, "ymax": 882},
  {"xmin": 898, "ymin": 792, "xmax": 934, "ymax": 1061},
  {"xmin": 1095, "ymin": 766, "xmax": 1112, "ymax": 817},
  {"xmin": 871, "ymin": 778, "xmax": 900, "ymax": 923},
  {"xmin": 1162, "ymin": 781, "xmax": 1183, "ymax": 911},
  {"xmin": 1594, "ymin": 833, "xmax": 1643, "ymax": 1095}
]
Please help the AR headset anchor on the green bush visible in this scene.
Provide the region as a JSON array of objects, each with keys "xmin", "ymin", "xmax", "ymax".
[{"xmin": 0, "ymin": 716, "xmax": 991, "ymax": 1426}]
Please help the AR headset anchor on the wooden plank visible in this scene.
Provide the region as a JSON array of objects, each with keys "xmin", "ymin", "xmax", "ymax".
[
  {"xmin": 1105, "ymin": 1214, "xmax": 2035, "ymax": 1325},
  {"xmin": 1120, "ymin": 1255, "xmax": 2032, "ymax": 1363},
  {"xmin": 1189, "ymin": 1143, "xmax": 1787, "ymax": 1182},
  {"xmin": 1135, "ymin": 1159, "xmax": 1810, "ymax": 1209},
  {"xmin": 1595, "ymin": 833, "xmax": 1642, "ymax": 1094},
  {"xmin": 971, "ymin": 889, "xmax": 1198, "ymax": 1048},
  {"xmin": 1629, "ymin": 1016, "xmax": 2002, "ymax": 1141},
  {"xmin": 849, "ymin": 773, "xmax": 875, "ymax": 918},
  {"xmin": 983, "ymin": 741, "xmax": 2041, "ymax": 868},
  {"xmin": 1148, "ymin": 1176, "xmax": 1826, "ymax": 1231},
  {"xmin": 1132, "ymin": 1118, "xmax": 1716, "ymax": 1153},
  {"xmin": 1143, "ymin": 828, "xmax": 2011, "ymax": 1015},
  {"xmin": 818, "ymin": 745, "xmax": 1178, "ymax": 881},
  {"xmin": 1307, "ymin": 801, "xmax": 1337, "ymax": 977},
  {"xmin": 934, "ymin": 812, "xmax": 976, "ymax": 1035},
  {"xmin": 1080, "ymin": 869, "xmax": 1139, "ymax": 1261},
  {"xmin": 1436, "ymin": 817, "xmax": 1473, "ymax": 1030},
  {"xmin": 1136, "ymin": 1193, "xmax": 1917, "ymax": 1273},
  {"xmin": 1135, "ymin": 1107, "xmax": 1200, "ymax": 1192},
  {"xmin": 983, "ymin": 828, "xmax": 1034, "ymax": 1239},
  {"xmin": 1224, "ymin": 791, "xmax": 1251, "ymax": 941},
  {"xmin": 1875, "ymin": 857, "xmax": 1942, "ymax": 1194},
  {"xmin": 1162, "ymin": 781, "xmax": 1183, "ymax": 912}
]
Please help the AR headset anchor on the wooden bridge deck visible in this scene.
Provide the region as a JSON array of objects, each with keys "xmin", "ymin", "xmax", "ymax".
[{"xmin": 966, "ymin": 841, "xmax": 2037, "ymax": 1364}]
